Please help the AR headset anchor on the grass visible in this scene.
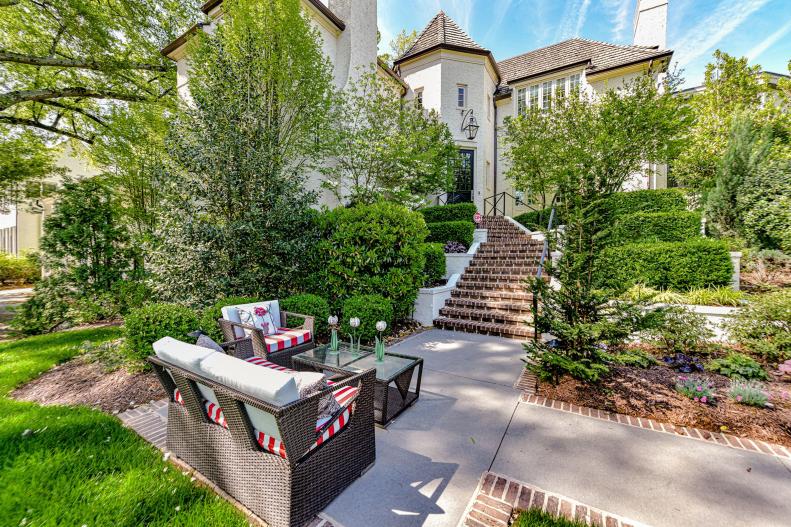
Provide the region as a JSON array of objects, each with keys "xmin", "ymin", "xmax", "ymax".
[
  {"xmin": 0, "ymin": 328, "xmax": 247, "ymax": 526},
  {"xmin": 513, "ymin": 508, "xmax": 588, "ymax": 527}
]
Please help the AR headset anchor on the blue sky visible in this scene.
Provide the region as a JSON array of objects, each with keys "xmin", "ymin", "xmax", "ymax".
[{"xmin": 377, "ymin": 0, "xmax": 791, "ymax": 87}]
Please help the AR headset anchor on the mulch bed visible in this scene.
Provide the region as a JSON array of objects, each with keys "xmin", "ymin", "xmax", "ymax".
[
  {"xmin": 538, "ymin": 359, "xmax": 791, "ymax": 448},
  {"xmin": 12, "ymin": 357, "xmax": 165, "ymax": 414}
]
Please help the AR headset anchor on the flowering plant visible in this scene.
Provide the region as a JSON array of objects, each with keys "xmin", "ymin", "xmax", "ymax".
[
  {"xmin": 348, "ymin": 317, "xmax": 361, "ymax": 351},
  {"xmin": 728, "ymin": 380, "xmax": 770, "ymax": 407},
  {"xmin": 676, "ymin": 375, "xmax": 715, "ymax": 404}
]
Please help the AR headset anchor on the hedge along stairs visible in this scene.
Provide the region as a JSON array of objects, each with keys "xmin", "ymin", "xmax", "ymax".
[{"xmin": 433, "ymin": 216, "xmax": 544, "ymax": 339}]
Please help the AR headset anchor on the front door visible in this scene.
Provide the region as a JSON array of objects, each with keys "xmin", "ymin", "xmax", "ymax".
[{"xmin": 448, "ymin": 149, "xmax": 474, "ymax": 203}]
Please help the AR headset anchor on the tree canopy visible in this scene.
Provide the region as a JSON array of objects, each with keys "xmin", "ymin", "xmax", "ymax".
[
  {"xmin": 0, "ymin": 0, "xmax": 197, "ymax": 143},
  {"xmin": 378, "ymin": 29, "xmax": 418, "ymax": 66}
]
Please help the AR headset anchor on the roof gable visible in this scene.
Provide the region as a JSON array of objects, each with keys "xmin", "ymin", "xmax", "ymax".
[{"xmin": 394, "ymin": 11, "xmax": 488, "ymax": 64}]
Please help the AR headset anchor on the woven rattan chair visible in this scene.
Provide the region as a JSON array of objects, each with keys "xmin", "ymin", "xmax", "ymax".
[
  {"xmin": 149, "ymin": 353, "xmax": 376, "ymax": 527},
  {"xmin": 218, "ymin": 301, "xmax": 315, "ymax": 369}
]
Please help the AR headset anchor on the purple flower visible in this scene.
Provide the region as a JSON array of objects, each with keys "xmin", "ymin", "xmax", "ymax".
[
  {"xmin": 700, "ymin": 396, "xmax": 708, "ymax": 404},
  {"xmin": 694, "ymin": 397, "xmax": 699, "ymax": 402},
  {"xmin": 736, "ymin": 395, "xmax": 743, "ymax": 402},
  {"xmin": 696, "ymin": 386, "xmax": 703, "ymax": 392}
]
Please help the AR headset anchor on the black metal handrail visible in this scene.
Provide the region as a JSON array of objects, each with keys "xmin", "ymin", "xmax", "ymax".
[
  {"xmin": 532, "ymin": 193, "xmax": 560, "ymax": 342},
  {"xmin": 483, "ymin": 191, "xmax": 528, "ymax": 216}
]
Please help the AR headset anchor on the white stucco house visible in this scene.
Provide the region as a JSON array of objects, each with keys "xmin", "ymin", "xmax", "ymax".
[{"xmin": 163, "ymin": 0, "xmax": 673, "ymax": 213}]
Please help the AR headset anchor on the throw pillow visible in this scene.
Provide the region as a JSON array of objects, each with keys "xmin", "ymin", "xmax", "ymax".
[
  {"xmin": 292, "ymin": 372, "xmax": 326, "ymax": 399},
  {"xmin": 318, "ymin": 392, "xmax": 342, "ymax": 421},
  {"xmin": 239, "ymin": 305, "xmax": 278, "ymax": 336},
  {"xmin": 196, "ymin": 334, "xmax": 225, "ymax": 353}
]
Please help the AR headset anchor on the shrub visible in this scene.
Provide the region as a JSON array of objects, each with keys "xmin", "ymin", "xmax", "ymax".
[
  {"xmin": 683, "ymin": 287, "xmax": 744, "ymax": 307},
  {"xmin": 737, "ymin": 158, "xmax": 791, "ymax": 252},
  {"xmin": 643, "ymin": 306, "xmax": 713, "ymax": 355},
  {"xmin": 0, "ymin": 252, "xmax": 39, "ymax": 283},
  {"xmin": 707, "ymin": 352, "xmax": 768, "ymax": 380},
  {"xmin": 111, "ymin": 280, "xmax": 153, "ymax": 315},
  {"xmin": 663, "ymin": 353, "xmax": 705, "ymax": 373},
  {"xmin": 607, "ymin": 348, "xmax": 657, "ymax": 368},
  {"xmin": 280, "ymin": 293, "xmax": 330, "ymax": 338},
  {"xmin": 426, "ymin": 220, "xmax": 474, "ymax": 247},
  {"xmin": 317, "ymin": 202, "xmax": 427, "ymax": 320},
  {"xmin": 514, "ymin": 208, "xmax": 562, "ymax": 231},
  {"xmin": 341, "ymin": 294, "xmax": 394, "ymax": 343},
  {"xmin": 421, "ymin": 243, "xmax": 446, "ymax": 286},
  {"xmin": 444, "ymin": 241, "xmax": 467, "ymax": 254},
  {"xmin": 675, "ymin": 375, "xmax": 715, "ymax": 404},
  {"xmin": 599, "ymin": 189, "xmax": 688, "ymax": 220},
  {"xmin": 198, "ymin": 296, "xmax": 261, "ymax": 342},
  {"xmin": 729, "ymin": 380, "xmax": 769, "ymax": 407},
  {"xmin": 608, "ymin": 211, "xmax": 701, "ymax": 245},
  {"xmin": 124, "ymin": 303, "xmax": 199, "ymax": 363},
  {"xmin": 419, "ymin": 202, "xmax": 477, "ymax": 224},
  {"xmin": 594, "ymin": 239, "xmax": 733, "ymax": 291},
  {"xmin": 729, "ymin": 290, "xmax": 791, "ymax": 362}
]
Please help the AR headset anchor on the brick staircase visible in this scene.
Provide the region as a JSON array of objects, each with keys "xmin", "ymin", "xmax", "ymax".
[{"xmin": 433, "ymin": 216, "xmax": 544, "ymax": 339}]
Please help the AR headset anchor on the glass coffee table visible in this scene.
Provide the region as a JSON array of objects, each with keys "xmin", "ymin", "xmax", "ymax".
[{"xmin": 293, "ymin": 343, "xmax": 423, "ymax": 427}]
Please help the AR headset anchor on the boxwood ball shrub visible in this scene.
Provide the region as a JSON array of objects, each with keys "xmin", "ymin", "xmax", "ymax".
[
  {"xmin": 124, "ymin": 303, "xmax": 199, "ymax": 363},
  {"xmin": 341, "ymin": 294, "xmax": 394, "ymax": 343},
  {"xmin": 419, "ymin": 202, "xmax": 477, "ymax": 224},
  {"xmin": 609, "ymin": 211, "xmax": 702, "ymax": 245},
  {"xmin": 594, "ymin": 239, "xmax": 732, "ymax": 291},
  {"xmin": 426, "ymin": 220, "xmax": 474, "ymax": 247},
  {"xmin": 199, "ymin": 296, "xmax": 261, "ymax": 342},
  {"xmin": 280, "ymin": 293, "xmax": 330, "ymax": 338},
  {"xmin": 318, "ymin": 202, "xmax": 428, "ymax": 320},
  {"xmin": 421, "ymin": 243, "xmax": 446, "ymax": 286}
]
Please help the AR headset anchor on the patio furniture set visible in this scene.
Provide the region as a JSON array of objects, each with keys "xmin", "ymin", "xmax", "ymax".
[{"xmin": 149, "ymin": 300, "xmax": 422, "ymax": 527}]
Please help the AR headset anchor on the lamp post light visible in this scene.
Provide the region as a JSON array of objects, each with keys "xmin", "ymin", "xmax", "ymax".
[{"xmin": 460, "ymin": 108, "xmax": 479, "ymax": 140}]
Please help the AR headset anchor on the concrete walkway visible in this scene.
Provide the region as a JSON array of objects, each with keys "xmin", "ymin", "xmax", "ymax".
[
  {"xmin": 0, "ymin": 287, "xmax": 32, "ymax": 340},
  {"xmin": 323, "ymin": 329, "xmax": 791, "ymax": 527}
]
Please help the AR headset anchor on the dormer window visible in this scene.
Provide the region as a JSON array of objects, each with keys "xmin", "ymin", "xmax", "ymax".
[{"xmin": 457, "ymin": 84, "xmax": 467, "ymax": 108}]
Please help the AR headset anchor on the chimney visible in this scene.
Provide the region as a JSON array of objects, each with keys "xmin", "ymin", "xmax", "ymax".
[
  {"xmin": 633, "ymin": 0, "xmax": 668, "ymax": 49},
  {"xmin": 328, "ymin": 0, "xmax": 378, "ymax": 89}
]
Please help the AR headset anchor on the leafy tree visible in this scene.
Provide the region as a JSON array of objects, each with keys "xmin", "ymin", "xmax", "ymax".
[
  {"xmin": 378, "ymin": 29, "xmax": 419, "ymax": 66},
  {"xmin": 321, "ymin": 71, "xmax": 457, "ymax": 208},
  {"xmin": 0, "ymin": 0, "xmax": 197, "ymax": 143},
  {"xmin": 512, "ymin": 74, "xmax": 687, "ymax": 383},
  {"xmin": 151, "ymin": 0, "xmax": 334, "ymax": 306},
  {"xmin": 0, "ymin": 131, "xmax": 62, "ymax": 204},
  {"xmin": 706, "ymin": 114, "xmax": 773, "ymax": 236},
  {"xmin": 673, "ymin": 51, "xmax": 777, "ymax": 189},
  {"xmin": 737, "ymin": 158, "xmax": 791, "ymax": 252}
]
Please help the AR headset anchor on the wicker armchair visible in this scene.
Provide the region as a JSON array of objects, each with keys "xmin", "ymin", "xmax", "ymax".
[
  {"xmin": 149, "ymin": 353, "xmax": 376, "ymax": 527},
  {"xmin": 218, "ymin": 301, "xmax": 316, "ymax": 369}
]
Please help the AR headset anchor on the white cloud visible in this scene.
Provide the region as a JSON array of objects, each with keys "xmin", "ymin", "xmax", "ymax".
[
  {"xmin": 483, "ymin": 0, "xmax": 515, "ymax": 43},
  {"xmin": 673, "ymin": 0, "xmax": 770, "ymax": 68},
  {"xmin": 555, "ymin": 0, "xmax": 592, "ymax": 40},
  {"xmin": 603, "ymin": 0, "xmax": 631, "ymax": 42},
  {"xmin": 746, "ymin": 17, "xmax": 791, "ymax": 62}
]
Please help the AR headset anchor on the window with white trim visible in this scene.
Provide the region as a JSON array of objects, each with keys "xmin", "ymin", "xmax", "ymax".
[
  {"xmin": 541, "ymin": 81, "xmax": 552, "ymax": 109},
  {"xmin": 516, "ymin": 88, "xmax": 527, "ymax": 116},
  {"xmin": 554, "ymin": 77, "xmax": 567, "ymax": 99},
  {"xmin": 529, "ymin": 84, "xmax": 539, "ymax": 109},
  {"xmin": 569, "ymin": 73, "xmax": 581, "ymax": 95},
  {"xmin": 457, "ymin": 84, "xmax": 467, "ymax": 108}
]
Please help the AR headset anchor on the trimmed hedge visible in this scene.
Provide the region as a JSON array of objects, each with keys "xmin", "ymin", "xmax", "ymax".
[
  {"xmin": 199, "ymin": 296, "xmax": 261, "ymax": 342},
  {"xmin": 419, "ymin": 202, "xmax": 477, "ymax": 224},
  {"xmin": 609, "ymin": 211, "xmax": 702, "ymax": 245},
  {"xmin": 514, "ymin": 208, "xmax": 562, "ymax": 231},
  {"xmin": 593, "ymin": 239, "xmax": 733, "ymax": 291},
  {"xmin": 341, "ymin": 294, "xmax": 394, "ymax": 343},
  {"xmin": 426, "ymin": 220, "xmax": 474, "ymax": 247},
  {"xmin": 598, "ymin": 189, "xmax": 687, "ymax": 220},
  {"xmin": 280, "ymin": 293, "xmax": 330, "ymax": 338},
  {"xmin": 124, "ymin": 303, "xmax": 199, "ymax": 362},
  {"xmin": 421, "ymin": 243, "xmax": 446, "ymax": 286}
]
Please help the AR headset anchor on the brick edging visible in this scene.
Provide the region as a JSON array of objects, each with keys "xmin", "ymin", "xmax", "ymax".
[
  {"xmin": 520, "ymin": 392, "xmax": 791, "ymax": 460},
  {"xmin": 460, "ymin": 472, "xmax": 649, "ymax": 527}
]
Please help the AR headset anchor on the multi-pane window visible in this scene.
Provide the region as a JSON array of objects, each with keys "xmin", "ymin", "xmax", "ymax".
[
  {"xmin": 569, "ymin": 73, "xmax": 581, "ymax": 95},
  {"xmin": 415, "ymin": 88, "xmax": 423, "ymax": 107},
  {"xmin": 517, "ymin": 88, "xmax": 527, "ymax": 116},
  {"xmin": 529, "ymin": 84, "xmax": 539, "ymax": 108},
  {"xmin": 457, "ymin": 85, "xmax": 467, "ymax": 107},
  {"xmin": 541, "ymin": 81, "xmax": 552, "ymax": 109},
  {"xmin": 554, "ymin": 77, "xmax": 567, "ymax": 99}
]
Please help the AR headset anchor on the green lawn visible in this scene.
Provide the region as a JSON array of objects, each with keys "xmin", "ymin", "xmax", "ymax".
[
  {"xmin": 513, "ymin": 508, "xmax": 588, "ymax": 527},
  {"xmin": 0, "ymin": 328, "xmax": 247, "ymax": 526}
]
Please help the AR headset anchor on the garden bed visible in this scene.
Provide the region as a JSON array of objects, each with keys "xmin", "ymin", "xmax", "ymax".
[{"xmin": 538, "ymin": 354, "xmax": 791, "ymax": 448}]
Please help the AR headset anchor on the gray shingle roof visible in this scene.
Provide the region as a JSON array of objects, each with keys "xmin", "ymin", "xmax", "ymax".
[
  {"xmin": 395, "ymin": 11, "xmax": 489, "ymax": 64},
  {"xmin": 496, "ymin": 38, "xmax": 672, "ymax": 95}
]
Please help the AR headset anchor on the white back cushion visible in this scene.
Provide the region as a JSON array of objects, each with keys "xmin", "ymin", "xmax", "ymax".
[
  {"xmin": 199, "ymin": 352, "xmax": 298, "ymax": 439},
  {"xmin": 221, "ymin": 301, "xmax": 281, "ymax": 339},
  {"xmin": 153, "ymin": 337, "xmax": 219, "ymax": 405}
]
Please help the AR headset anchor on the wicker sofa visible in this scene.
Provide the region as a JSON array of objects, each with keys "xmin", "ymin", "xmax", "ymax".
[
  {"xmin": 218, "ymin": 300, "xmax": 315, "ymax": 368},
  {"xmin": 149, "ymin": 337, "xmax": 376, "ymax": 527}
]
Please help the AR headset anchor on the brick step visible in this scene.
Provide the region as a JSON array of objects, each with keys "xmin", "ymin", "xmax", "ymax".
[
  {"xmin": 460, "ymin": 273, "xmax": 535, "ymax": 284},
  {"xmin": 438, "ymin": 306, "xmax": 533, "ymax": 325},
  {"xmin": 470, "ymin": 257, "xmax": 542, "ymax": 266},
  {"xmin": 456, "ymin": 279, "xmax": 528, "ymax": 292},
  {"xmin": 464, "ymin": 266, "xmax": 539, "ymax": 275},
  {"xmin": 451, "ymin": 289, "xmax": 534, "ymax": 302},
  {"xmin": 476, "ymin": 249, "xmax": 543, "ymax": 257},
  {"xmin": 433, "ymin": 317, "xmax": 534, "ymax": 339},
  {"xmin": 444, "ymin": 297, "xmax": 534, "ymax": 314}
]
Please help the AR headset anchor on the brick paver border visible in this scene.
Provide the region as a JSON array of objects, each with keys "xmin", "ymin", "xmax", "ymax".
[
  {"xmin": 460, "ymin": 471, "xmax": 649, "ymax": 527},
  {"xmin": 513, "ymin": 368, "xmax": 791, "ymax": 460}
]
